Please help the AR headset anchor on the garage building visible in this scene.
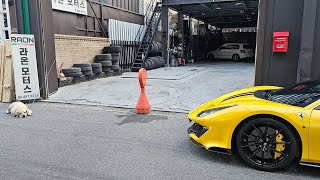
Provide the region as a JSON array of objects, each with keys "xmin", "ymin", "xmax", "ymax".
[{"xmin": 161, "ymin": 0, "xmax": 320, "ymax": 87}]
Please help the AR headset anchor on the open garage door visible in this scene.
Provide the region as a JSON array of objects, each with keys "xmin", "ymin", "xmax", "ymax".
[{"xmin": 163, "ymin": 0, "xmax": 259, "ymax": 64}]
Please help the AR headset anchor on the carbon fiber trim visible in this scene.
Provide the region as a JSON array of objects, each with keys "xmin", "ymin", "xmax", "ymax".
[{"xmin": 221, "ymin": 92, "xmax": 254, "ymax": 103}]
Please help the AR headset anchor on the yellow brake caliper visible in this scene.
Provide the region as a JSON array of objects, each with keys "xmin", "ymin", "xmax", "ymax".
[{"xmin": 274, "ymin": 130, "xmax": 285, "ymax": 159}]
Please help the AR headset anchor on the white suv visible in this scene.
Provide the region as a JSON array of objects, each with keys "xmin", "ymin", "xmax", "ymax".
[{"xmin": 207, "ymin": 43, "xmax": 255, "ymax": 61}]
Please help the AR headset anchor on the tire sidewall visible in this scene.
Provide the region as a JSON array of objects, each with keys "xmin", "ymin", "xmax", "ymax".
[{"xmin": 232, "ymin": 54, "xmax": 240, "ymax": 62}]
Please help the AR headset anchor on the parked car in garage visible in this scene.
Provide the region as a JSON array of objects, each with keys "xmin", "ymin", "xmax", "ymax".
[{"xmin": 207, "ymin": 43, "xmax": 255, "ymax": 61}]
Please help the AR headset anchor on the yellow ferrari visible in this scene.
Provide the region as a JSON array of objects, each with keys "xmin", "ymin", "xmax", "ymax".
[{"xmin": 188, "ymin": 80, "xmax": 320, "ymax": 171}]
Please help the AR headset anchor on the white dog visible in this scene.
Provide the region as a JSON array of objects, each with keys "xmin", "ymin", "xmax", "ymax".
[{"xmin": 6, "ymin": 102, "xmax": 32, "ymax": 118}]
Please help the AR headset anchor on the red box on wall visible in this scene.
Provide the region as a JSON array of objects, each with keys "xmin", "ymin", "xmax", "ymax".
[{"xmin": 273, "ymin": 32, "xmax": 289, "ymax": 52}]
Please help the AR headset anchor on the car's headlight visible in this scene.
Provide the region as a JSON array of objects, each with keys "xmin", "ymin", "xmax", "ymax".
[{"xmin": 197, "ymin": 105, "xmax": 237, "ymax": 117}]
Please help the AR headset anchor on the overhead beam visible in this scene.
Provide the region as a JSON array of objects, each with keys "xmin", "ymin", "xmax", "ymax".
[
  {"xmin": 163, "ymin": 0, "xmax": 214, "ymax": 6},
  {"xmin": 181, "ymin": 7, "xmax": 256, "ymax": 13},
  {"xmin": 208, "ymin": 21, "xmax": 254, "ymax": 24},
  {"xmin": 199, "ymin": 3, "xmax": 213, "ymax": 11}
]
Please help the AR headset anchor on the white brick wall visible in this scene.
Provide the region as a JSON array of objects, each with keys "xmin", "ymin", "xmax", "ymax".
[{"xmin": 55, "ymin": 34, "xmax": 110, "ymax": 69}]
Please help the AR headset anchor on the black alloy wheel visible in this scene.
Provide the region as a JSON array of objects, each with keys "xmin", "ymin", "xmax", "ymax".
[
  {"xmin": 232, "ymin": 54, "xmax": 240, "ymax": 62},
  {"xmin": 236, "ymin": 118, "xmax": 298, "ymax": 171}
]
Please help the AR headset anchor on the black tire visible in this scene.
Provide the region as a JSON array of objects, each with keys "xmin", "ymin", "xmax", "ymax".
[
  {"xmin": 232, "ymin": 54, "xmax": 240, "ymax": 62},
  {"xmin": 208, "ymin": 54, "xmax": 215, "ymax": 61},
  {"xmin": 100, "ymin": 60, "xmax": 112, "ymax": 67},
  {"xmin": 112, "ymin": 60, "xmax": 119, "ymax": 65},
  {"xmin": 110, "ymin": 53, "xmax": 120, "ymax": 56},
  {"xmin": 62, "ymin": 68, "xmax": 81, "ymax": 74},
  {"xmin": 103, "ymin": 46, "xmax": 122, "ymax": 54},
  {"xmin": 236, "ymin": 118, "xmax": 298, "ymax": 172},
  {"xmin": 111, "ymin": 65, "xmax": 120, "ymax": 71},
  {"xmin": 148, "ymin": 59, "xmax": 155, "ymax": 69},
  {"xmin": 157, "ymin": 56, "xmax": 165, "ymax": 67},
  {"xmin": 95, "ymin": 54, "xmax": 112, "ymax": 61},
  {"xmin": 151, "ymin": 57, "xmax": 161, "ymax": 68},
  {"xmin": 83, "ymin": 71, "xmax": 94, "ymax": 76},
  {"xmin": 93, "ymin": 67, "xmax": 102, "ymax": 74},
  {"xmin": 91, "ymin": 63, "xmax": 102, "ymax": 68},
  {"xmin": 112, "ymin": 56, "xmax": 120, "ymax": 61},
  {"xmin": 64, "ymin": 72, "xmax": 83, "ymax": 77},
  {"xmin": 102, "ymin": 67, "xmax": 111, "ymax": 72},
  {"xmin": 78, "ymin": 66, "xmax": 92, "ymax": 72},
  {"xmin": 144, "ymin": 61, "xmax": 150, "ymax": 70},
  {"xmin": 73, "ymin": 63, "xmax": 91, "ymax": 68}
]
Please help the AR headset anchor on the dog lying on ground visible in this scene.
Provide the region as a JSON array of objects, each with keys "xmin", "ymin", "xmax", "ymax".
[{"xmin": 6, "ymin": 102, "xmax": 32, "ymax": 118}]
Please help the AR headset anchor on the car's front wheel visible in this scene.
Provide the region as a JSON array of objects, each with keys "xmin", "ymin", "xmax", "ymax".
[
  {"xmin": 236, "ymin": 118, "xmax": 298, "ymax": 171},
  {"xmin": 208, "ymin": 54, "xmax": 215, "ymax": 61}
]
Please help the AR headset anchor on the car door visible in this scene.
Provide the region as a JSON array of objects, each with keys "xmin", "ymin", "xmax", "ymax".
[
  {"xmin": 214, "ymin": 46, "xmax": 226, "ymax": 59},
  {"xmin": 309, "ymin": 103, "xmax": 320, "ymax": 163},
  {"xmin": 217, "ymin": 45, "xmax": 232, "ymax": 59}
]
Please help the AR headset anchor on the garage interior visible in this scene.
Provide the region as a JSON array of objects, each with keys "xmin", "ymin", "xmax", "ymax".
[{"xmin": 161, "ymin": 0, "xmax": 259, "ymax": 64}]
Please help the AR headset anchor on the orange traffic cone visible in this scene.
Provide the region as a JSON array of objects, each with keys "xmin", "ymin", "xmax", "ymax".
[{"xmin": 136, "ymin": 68, "xmax": 151, "ymax": 114}]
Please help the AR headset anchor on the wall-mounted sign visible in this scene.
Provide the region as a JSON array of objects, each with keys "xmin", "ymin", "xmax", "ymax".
[
  {"xmin": 52, "ymin": 0, "xmax": 87, "ymax": 15},
  {"xmin": 11, "ymin": 34, "xmax": 40, "ymax": 100}
]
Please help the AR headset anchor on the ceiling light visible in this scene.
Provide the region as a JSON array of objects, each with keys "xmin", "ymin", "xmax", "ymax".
[
  {"xmin": 216, "ymin": 7, "xmax": 221, "ymax": 10},
  {"xmin": 235, "ymin": 2, "xmax": 242, "ymax": 6}
]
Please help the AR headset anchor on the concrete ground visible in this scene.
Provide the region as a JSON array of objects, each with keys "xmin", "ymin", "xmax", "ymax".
[
  {"xmin": 47, "ymin": 62, "xmax": 255, "ymax": 112},
  {"xmin": 0, "ymin": 102, "xmax": 319, "ymax": 179}
]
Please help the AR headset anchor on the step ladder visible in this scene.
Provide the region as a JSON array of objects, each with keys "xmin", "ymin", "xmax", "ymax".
[
  {"xmin": 0, "ymin": 0, "xmax": 11, "ymax": 42},
  {"xmin": 131, "ymin": 0, "xmax": 162, "ymax": 72}
]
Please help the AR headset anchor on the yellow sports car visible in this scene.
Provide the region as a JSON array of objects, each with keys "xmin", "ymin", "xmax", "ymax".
[{"xmin": 188, "ymin": 80, "xmax": 320, "ymax": 171}]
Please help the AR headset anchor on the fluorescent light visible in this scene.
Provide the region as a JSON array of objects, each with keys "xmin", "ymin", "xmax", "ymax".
[{"xmin": 235, "ymin": 2, "xmax": 242, "ymax": 6}]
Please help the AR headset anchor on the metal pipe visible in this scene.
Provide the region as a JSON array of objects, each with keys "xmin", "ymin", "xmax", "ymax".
[{"xmin": 21, "ymin": 0, "xmax": 30, "ymax": 34}]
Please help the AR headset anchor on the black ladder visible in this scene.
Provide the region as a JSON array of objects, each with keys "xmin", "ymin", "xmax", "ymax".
[{"xmin": 131, "ymin": 1, "xmax": 162, "ymax": 72}]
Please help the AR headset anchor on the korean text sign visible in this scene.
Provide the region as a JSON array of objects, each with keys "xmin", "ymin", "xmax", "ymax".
[
  {"xmin": 52, "ymin": 0, "xmax": 87, "ymax": 15},
  {"xmin": 11, "ymin": 34, "xmax": 41, "ymax": 100}
]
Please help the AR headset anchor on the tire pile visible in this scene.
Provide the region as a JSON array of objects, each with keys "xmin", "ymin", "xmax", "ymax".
[
  {"xmin": 144, "ymin": 56, "xmax": 166, "ymax": 70},
  {"xmin": 144, "ymin": 42, "xmax": 165, "ymax": 70},
  {"xmin": 59, "ymin": 46, "xmax": 122, "ymax": 87},
  {"xmin": 100, "ymin": 46, "xmax": 122, "ymax": 73}
]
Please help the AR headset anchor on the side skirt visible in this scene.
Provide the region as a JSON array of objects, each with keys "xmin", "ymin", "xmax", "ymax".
[{"xmin": 300, "ymin": 162, "xmax": 320, "ymax": 168}]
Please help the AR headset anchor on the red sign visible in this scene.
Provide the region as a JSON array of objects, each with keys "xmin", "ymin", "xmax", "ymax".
[{"xmin": 273, "ymin": 32, "xmax": 289, "ymax": 52}]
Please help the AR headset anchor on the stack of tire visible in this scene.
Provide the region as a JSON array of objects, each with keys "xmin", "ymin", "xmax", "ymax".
[
  {"xmin": 94, "ymin": 54, "xmax": 112, "ymax": 73},
  {"xmin": 144, "ymin": 41, "xmax": 164, "ymax": 70},
  {"xmin": 71, "ymin": 64, "xmax": 94, "ymax": 81},
  {"xmin": 73, "ymin": 64, "xmax": 93, "ymax": 76},
  {"xmin": 102, "ymin": 46, "xmax": 122, "ymax": 73},
  {"xmin": 144, "ymin": 56, "xmax": 166, "ymax": 70}
]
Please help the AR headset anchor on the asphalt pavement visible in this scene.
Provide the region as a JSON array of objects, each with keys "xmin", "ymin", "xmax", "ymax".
[{"xmin": 0, "ymin": 102, "xmax": 319, "ymax": 180}]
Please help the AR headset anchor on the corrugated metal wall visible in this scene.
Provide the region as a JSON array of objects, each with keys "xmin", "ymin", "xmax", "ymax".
[
  {"xmin": 109, "ymin": 19, "xmax": 145, "ymax": 70},
  {"xmin": 109, "ymin": 19, "xmax": 143, "ymax": 42}
]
